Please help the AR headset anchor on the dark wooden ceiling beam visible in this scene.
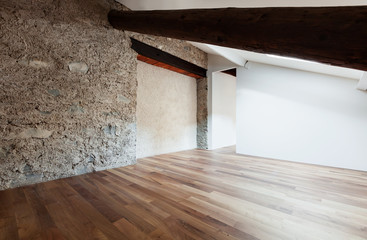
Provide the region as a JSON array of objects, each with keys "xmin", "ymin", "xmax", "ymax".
[
  {"xmin": 131, "ymin": 38, "xmax": 207, "ymax": 78},
  {"xmin": 137, "ymin": 54, "xmax": 204, "ymax": 79},
  {"xmin": 222, "ymin": 68, "xmax": 237, "ymax": 77},
  {"xmin": 109, "ymin": 7, "xmax": 367, "ymax": 71}
]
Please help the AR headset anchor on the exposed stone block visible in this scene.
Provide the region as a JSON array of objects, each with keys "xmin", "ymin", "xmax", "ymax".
[
  {"xmin": 47, "ymin": 89, "xmax": 60, "ymax": 97},
  {"xmin": 0, "ymin": 148, "xmax": 7, "ymax": 159},
  {"xmin": 29, "ymin": 60, "xmax": 49, "ymax": 68},
  {"xmin": 68, "ymin": 62, "xmax": 89, "ymax": 74},
  {"xmin": 69, "ymin": 103, "xmax": 85, "ymax": 114},
  {"xmin": 117, "ymin": 95, "xmax": 130, "ymax": 104},
  {"xmin": 18, "ymin": 128, "xmax": 53, "ymax": 139}
]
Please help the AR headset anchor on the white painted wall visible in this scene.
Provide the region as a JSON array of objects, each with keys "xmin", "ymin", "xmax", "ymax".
[
  {"xmin": 206, "ymin": 54, "xmax": 238, "ymax": 149},
  {"xmin": 237, "ymin": 62, "xmax": 367, "ymax": 171},
  {"xmin": 212, "ymin": 72, "xmax": 236, "ymax": 149},
  {"xmin": 136, "ymin": 61, "xmax": 197, "ymax": 158}
]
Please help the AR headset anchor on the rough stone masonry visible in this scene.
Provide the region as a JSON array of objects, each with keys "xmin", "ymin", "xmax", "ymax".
[{"xmin": 0, "ymin": 0, "xmax": 208, "ymax": 190}]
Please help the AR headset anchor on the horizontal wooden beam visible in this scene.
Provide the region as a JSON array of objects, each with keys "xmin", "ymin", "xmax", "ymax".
[
  {"xmin": 130, "ymin": 38, "xmax": 207, "ymax": 78},
  {"xmin": 137, "ymin": 54, "xmax": 204, "ymax": 79},
  {"xmin": 222, "ymin": 68, "xmax": 237, "ymax": 77},
  {"xmin": 109, "ymin": 7, "xmax": 367, "ymax": 71}
]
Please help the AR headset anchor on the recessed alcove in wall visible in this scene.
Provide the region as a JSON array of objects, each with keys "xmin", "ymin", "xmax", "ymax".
[
  {"xmin": 136, "ymin": 61, "xmax": 197, "ymax": 158},
  {"xmin": 210, "ymin": 71, "xmax": 237, "ymax": 149}
]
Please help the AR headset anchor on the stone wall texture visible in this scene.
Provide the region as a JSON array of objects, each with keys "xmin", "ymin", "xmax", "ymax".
[
  {"xmin": 197, "ymin": 77, "xmax": 209, "ymax": 149},
  {"xmin": 128, "ymin": 33, "xmax": 208, "ymax": 69},
  {"xmin": 0, "ymin": 0, "xmax": 208, "ymax": 190},
  {"xmin": 0, "ymin": 0, "xmax": 136, "ymax": 190}
]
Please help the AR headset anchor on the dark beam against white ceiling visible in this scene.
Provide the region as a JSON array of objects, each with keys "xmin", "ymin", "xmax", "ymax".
[{"xmin": 109, "ymin": 7, "xmax": 367, "ymax": 71}]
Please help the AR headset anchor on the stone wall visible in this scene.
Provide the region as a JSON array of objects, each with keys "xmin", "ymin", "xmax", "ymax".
[
  {"xmin": 0, "ymin": 0, "xmax": 208, "ymax": 190},
  {"xmin": 128, "ymin": 33, "xmax": 207, "ymax": 69},
  {"xmin": 197, "ymin": 78, "xmax": 209, "ymax": 149},
  {"xmin": 0, "ymin": 0, "xmax": 138, "ymax": 190}
]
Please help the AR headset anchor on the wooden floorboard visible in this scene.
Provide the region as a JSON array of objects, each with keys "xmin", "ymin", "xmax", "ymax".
[{"xmin": 1, "ymin": 146, "xmax": 367, "ymax": 240}]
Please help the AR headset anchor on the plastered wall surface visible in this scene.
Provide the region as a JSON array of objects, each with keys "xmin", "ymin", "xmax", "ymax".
[
  {"xmin": 237, "ymin": 62, "xmax": 367, "ymax": 171},
  {"xmin": 212, "ymin": 72, "xmax": 236, "ymax": 149},
  {"xmin": 136, "ymin": 61, "xmax": 197, "ymax": 158},
  {"xmin": 129, "ymin": 34, "xmax": 209, "ymax": 150},
  {"xmin": 130, "ymin": 34, "xmax": 209, "ymax": 149},
  {"xmin": 206, "ymin": 54, "xmax": 238, "ymax": 149}
]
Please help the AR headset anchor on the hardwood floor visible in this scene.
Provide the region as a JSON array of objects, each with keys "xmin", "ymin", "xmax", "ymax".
[{"xmin": 1, "ymin": 146, "xmax": 367, "ymax": 240}]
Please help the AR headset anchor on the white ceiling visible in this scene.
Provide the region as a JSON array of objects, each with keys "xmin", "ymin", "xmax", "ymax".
[
  {"xmin": 117, "ymin": 0, "xmax": 366, "ymax": 80},
  {"xmin": 190, "ymin": 42, "xmax": 363, "ymax": 80}
]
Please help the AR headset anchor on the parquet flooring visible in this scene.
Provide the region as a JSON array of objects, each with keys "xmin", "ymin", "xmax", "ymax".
[{"xmin": 1, "ymin": 146, "xmax": 367, "ymax": 239}]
